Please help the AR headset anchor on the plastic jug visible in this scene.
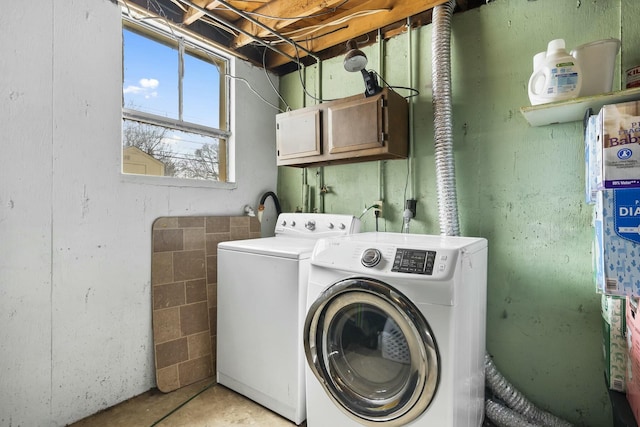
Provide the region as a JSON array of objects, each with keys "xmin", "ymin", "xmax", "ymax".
[
  {"xmin": 528, "ymin": 39, "xmax": 582, "ymax": 105},
  {"xmin": 570, "ymin": 38, "xmax": 620, "ymax": 97}
]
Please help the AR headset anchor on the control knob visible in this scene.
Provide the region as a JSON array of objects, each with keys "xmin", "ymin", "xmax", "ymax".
[
  {"xmin": 361, "ymin": 248, "xmax": 382, "ymax": 268},
  {"xmin": 305, "ymin": 220, "xmax": 316, "ymax": 231}
]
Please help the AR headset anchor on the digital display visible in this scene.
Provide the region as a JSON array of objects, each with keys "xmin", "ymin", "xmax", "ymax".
[{"xmin": 391, "ymin": 248, "xmax": 436, "ymax": 275}]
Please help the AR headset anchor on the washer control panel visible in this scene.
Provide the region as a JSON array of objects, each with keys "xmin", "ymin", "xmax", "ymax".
[
  {"xmin": 391, "ymin": 248, "xmax": 437, "ymax": 275},
  {"xmin": 275, "ymin": 213, "xmax": 360, "ymax": 238}
]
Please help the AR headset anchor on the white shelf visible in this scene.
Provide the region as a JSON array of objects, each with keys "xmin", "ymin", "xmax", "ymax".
[{"xmin": 520, "ymin": 87, "xmax": 640, "ymax": 127}]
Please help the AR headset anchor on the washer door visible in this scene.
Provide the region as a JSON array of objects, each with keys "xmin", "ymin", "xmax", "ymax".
[{"xmin": 304, "ymin": 277, "xmax": 439, "ymax": 426}]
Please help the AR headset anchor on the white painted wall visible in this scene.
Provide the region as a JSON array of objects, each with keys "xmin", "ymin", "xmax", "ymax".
[{"xmin": 0, "ymin": 0, "xmax": 279, "ymax": 425}]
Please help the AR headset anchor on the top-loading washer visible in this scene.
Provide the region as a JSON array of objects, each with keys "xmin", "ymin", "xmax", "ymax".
[
  {"xmin": 217, "ymin": 213, "xmax": 360, "ymax": 425},
  {"xmin": 304, "ymin": 232, "xmax": 487, "ymax": 427}
]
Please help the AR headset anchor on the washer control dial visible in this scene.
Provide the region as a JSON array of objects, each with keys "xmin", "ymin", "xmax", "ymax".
[
  {"xmin": 361, "ymin": 248, "xmax": 382, "ymax": 268},
  {"xmin": 305, "ymin": 220, "xmax": 316, "ymax": 231}
]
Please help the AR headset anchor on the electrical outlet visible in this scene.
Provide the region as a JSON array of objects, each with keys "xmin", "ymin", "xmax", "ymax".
[{"xmin": 374, "ymin": 200, "xmax": 383, "ymax": 217}]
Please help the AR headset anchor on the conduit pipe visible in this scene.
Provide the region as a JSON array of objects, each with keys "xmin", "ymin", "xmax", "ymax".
[{"xmin": 430, "ymin": 1, "xmax": 572, "ymax": 426}]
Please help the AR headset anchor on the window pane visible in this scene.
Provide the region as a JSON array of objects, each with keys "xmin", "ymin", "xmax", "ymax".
[
  {"xmin": 183, "ymin": 52, "xmax": 222, "ymax": 129},
  {"xmin": 123, "ymin": 120, "xmax": 224, "ymax": 181},
  {"xmin": 123, "ymin": 28, "xmax": 178, "ymax": 119}
]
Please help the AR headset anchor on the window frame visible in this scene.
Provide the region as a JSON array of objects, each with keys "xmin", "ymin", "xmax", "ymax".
[{"xmin": 121, "ymin": 9, "xmax": 236, "ymax": 188}]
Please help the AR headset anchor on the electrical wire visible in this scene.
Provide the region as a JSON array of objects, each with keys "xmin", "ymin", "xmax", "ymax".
[
  {"xmin": 292, "ymin": 44, "xmax": 337, "ymax": 103},
  {"xmin": 358, "ymin": 204, "xmax": 379, "ymax": 219},
  {"xmin": 225, "ymin": 74, "xmax": 285, "ymax": 112},
  {"xmin": 266, "ymin": 9, "xmax": 389, "ymax": 44},
  {"xmin": 240, "ymin": 0, "xmax": 350, "ymax": 21},
  {"xmin": 262, "ymin": 48, "xmax": 291, "ymax": 111},
  {"xmin": 374, "ymin": 71, "xmax": 420, "ymax": 98}
]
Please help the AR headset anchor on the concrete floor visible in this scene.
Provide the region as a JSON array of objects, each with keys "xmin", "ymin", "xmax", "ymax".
[{"xmin": 69, "ymin": 378, "xmax": 301, "ymax": 427}]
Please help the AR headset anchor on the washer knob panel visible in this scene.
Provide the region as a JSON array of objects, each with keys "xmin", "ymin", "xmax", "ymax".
[{"xmin": 361, "ymin": 248, "xmax": 382, "ymax": 268}]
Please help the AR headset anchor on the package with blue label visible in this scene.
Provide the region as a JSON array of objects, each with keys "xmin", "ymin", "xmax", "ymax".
[
  {"xmin": 594, "ymin": 189, "xmax": 640, "ymax": 295},
  {"xmin": 601, "ymin": 294, "xmax": 626, "ymax": 391},
  {"xmin": 596, "ymin": 101, "xmax": 640, "ymax": 189}
]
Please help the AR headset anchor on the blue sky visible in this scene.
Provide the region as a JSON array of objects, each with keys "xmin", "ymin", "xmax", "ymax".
[{"xmin": 123, "ymin": 28, "xmax": 223, "ymax": 155}]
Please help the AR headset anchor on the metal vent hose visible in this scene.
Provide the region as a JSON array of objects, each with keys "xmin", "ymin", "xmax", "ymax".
[{"xmin": 431, "ymin": 2, "xmax": 572, "ymax": 426}]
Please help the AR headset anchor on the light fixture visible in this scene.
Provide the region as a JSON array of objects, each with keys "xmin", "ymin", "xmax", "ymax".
[{"xmin": 343, "ymin": 39, "xmax": 382, "ymax": 97}]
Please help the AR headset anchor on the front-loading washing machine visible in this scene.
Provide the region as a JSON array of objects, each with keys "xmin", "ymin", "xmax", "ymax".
[
  {"xmin": 217, "ymin": 213, "xmax": 360, "ymax": 425},
  {"xmin": 304, "ymin": 232, "xmax": 487, "ymax": 427}
]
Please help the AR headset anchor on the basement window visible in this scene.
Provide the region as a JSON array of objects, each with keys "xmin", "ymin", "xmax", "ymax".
[{"xmin": 121, "ymin": 14, "xmax": 231, "ymax": 183}]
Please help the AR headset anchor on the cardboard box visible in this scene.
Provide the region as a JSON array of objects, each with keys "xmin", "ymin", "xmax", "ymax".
[
  {"xmin": 626, "ymin": 297, "xmax": 640, "ymax": 422},
  {"xmin": 597, "ymin": 101, "xmax": 640, "ymax": 189},
  {"xmin": 594, "ymin": 189, "xmax": 640, "ymax": 296},
  {"xmin": 603, "ymin": 295, "xmax": 627, "ymax": 391}
]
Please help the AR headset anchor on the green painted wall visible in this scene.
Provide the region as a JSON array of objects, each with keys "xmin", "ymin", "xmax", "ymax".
[{"xmin": 277, "ymin": 1, "xmax": 640, "ymax": 425}]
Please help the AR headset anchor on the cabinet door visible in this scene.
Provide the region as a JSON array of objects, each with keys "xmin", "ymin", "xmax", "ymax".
[
  {"xmin": 327, "ymin": 95, "xmax": 383, "ymax": 154},
  {"xmin": 276, "ymin": 110, "xmax": 322, "ymax": 159}
]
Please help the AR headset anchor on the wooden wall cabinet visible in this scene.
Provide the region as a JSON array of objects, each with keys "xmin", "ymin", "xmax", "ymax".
[{"xmin": 276, "ymin": 88, "xmax": 408, "ymax": 167}]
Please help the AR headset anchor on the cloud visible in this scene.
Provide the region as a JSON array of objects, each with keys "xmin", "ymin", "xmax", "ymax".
[
  {"xmin": 123, "ymin": 78, "xmax": 159, "ymax": 96},
  {"xmin": 140, "ymin": 78, "xmax": 159, "ymax": 89}
]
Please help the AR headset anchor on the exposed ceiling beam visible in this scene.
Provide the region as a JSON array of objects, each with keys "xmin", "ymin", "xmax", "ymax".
[
  {"xmin": 264, "ymin": 0, "xmax": 448, "ymax": 68},
  {"xmin": 232, "ymin": 0, "xmax": 347, "ymax": 49},
  {"xmin": 183, "ymin": 0, "xmax": 221, "ymax": 25}
]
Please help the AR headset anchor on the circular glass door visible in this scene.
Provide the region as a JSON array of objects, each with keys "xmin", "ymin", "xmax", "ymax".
[{"xmin": 304, "ymin": 278, "xmax": 439, "ymax": 426}]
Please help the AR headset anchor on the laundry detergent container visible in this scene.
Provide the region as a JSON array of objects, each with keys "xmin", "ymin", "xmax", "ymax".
[{"xmin": 571, "ymin": 38, "xmax": 620, "ymax": 97}]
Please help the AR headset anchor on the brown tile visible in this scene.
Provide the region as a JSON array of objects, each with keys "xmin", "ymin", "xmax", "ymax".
[
  {"xmin": 250, "ymin": 231, "xmax": 262, "ymax": 239},
  {"xmin": 186, "ymin": 279, "xmax": 207, "ymax": 304},
  {"xmin": 184, "ymin": 228, "xmax": 205, "ymax": 250},
  {"xmin": 187, "ymin": 332, "xmax": 211, "ymax": 359},
  {"xmin": 173, "ymin": 250, "xmax": 205, "ymax": 281},
  {"xmin": 178, "ymin": 217, "xmax": 205, "ymax": 228},
  {"xmin": 205, "ymin": 232, "xmax": 231, "ymax": 255},
  {"xmin": 152, "ymin": 252, "xmax": 173, "ymax": 285},
  {"xmin": 153, "ymin": 282, "xmax": 186, "ymax": 310},
  {"xmin": 250, "ymin": 216, "xmax": 261, "ymax": 233},
  {"xmin": 153, "ymin": 217, "xmax": 178, "ymax": 230},
  {"xmin": 207, "ymin": 283, "xmax": 217, "ymax": 308},
  {"xmin": 180, "ymin": 302, "xmax": 209, "ymax": 336},
  {"xmin": 153, "ymin": 307, "xmax": 181, "ymax": 344},
  {"xmin": 156, "ymin": 337, "xmax": 188, "ymax": 369},
  {"xmin": 156, "ymin": 365, "xmax": 180, "ymax": 393},
  {"xmin": 230, "ymin": 216, "xmax": 249, "ymax": 228},
  {"xmin": 206, "ymin": 255, "xmax": 217, "ymax": 285},
  {"xmin": 230, "ymin": 226, "xmax": 250, "ymax": 240},
  {"xmin": 153, "ymin": 229, "xmax": 184, "ymax": 253},
  {"xmin": 206, "ymin": 217, "xmax": 230, "ymax": 233},
  {"xmin": 178, "ymin": 355, "xmax": 212, "ymax": 387},
  {"xmin": 211, "ymin": 334, "xmax": 217, "ymax": 366}
]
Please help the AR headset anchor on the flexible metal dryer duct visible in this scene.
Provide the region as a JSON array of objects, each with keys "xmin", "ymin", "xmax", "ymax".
[
  {"xmin": 430, "ymin": 2, "xmax": 572, "ymax": 426},
  {"xmin": 431, "ymin": 0, "xmax": 460, "ymax": 237}
]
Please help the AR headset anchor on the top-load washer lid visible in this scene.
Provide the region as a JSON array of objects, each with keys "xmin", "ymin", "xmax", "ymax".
[{"xmin": 218, "ymin": 236, "xmax": 317, "ymax": 259}]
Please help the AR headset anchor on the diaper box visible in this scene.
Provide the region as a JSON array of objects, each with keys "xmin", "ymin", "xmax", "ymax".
[
  {"xmin": 602, "ymin": 295, "xmax": 626, "ymax": 391},
  {"xmin": 626, "ymin": 297, "xmax": 640, "ymax": 422},
  {"xmin": 594, "ymin": 189, "xmax": 640, "ymax": 296},
  {"xmin": 597, "ymin": 101, "xmax": 640, "ymax": 189}
]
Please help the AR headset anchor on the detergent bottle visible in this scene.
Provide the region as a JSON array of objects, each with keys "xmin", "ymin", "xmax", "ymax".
[{"xmin": 528, "ymin": 39, "xmax": 582, "ymax": 105}]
